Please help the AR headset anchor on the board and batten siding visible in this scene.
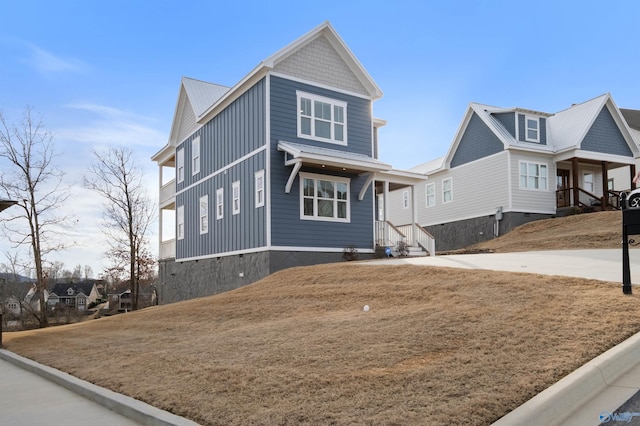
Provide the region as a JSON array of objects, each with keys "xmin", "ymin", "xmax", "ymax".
[
  {"xmin": 509, "ymin": 151, "xmax": 556, "ymax": 214},
  {"xmin": 269, "ymin": 75, "xmax": 375, "ymax": 249},
  {"xmin": 175, "ymin": 78, "xmax": 267, "ymax": 260},
  {"xmin": 176, "ymin": 152, "xmax": 267, "ymax": 259},
  {"xmin": 176, "ymin": 79, "xmax": 266, "ymax": 192}
]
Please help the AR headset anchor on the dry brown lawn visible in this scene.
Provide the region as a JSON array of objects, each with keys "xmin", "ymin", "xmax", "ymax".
[{"xmin": 3, "ymin": 211, "xmax": 638, "ymax": 425}]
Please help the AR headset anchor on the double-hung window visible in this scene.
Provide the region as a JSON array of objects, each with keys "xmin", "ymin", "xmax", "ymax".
[
  {"xmin": 232, "ymin": 181, "xmax": 240, "ymax": 215},
  {"xmin": 426, "ymin": 183, "xmax": 435, "ymax": 207},
  {"xmin": 297, "ymin": 91, "xmax": 347, "ymax": 145},
  {"xmin": 300, "ymin": 172, "xmax": 350, "ymax": 222},
  {"xmin": 177, "ymin": 205, "xmax": 184, "ymax": 240},
  {"xmin": 519, "ymin": 161, "xmax": 548, "ymax": 190},
  {"xmin": 177, "ymin": 148, "xmax": 184, "ymax": 183},
  {"xmin": 525, "ymin": 116, "xmax": 540, "ymax": 142},
  {"xmin": 442, "ymin": 178, "xmax": 453, "ymax": 203},
  {"xmin": 402, "ymin": 191, "xmax": 409, "ymax": 209},
  {"xmin": 199, "ymin": 195, "xmax": 208, "ymax": 234},
  {"xmin": 255, "ymin": 170, "xmax": 265, "ymax": 208},
  {"xmin": 584, "ymin": 173, "xmax": 594, "ymax": 192},
  {"xmin": 216, "ymin": 188, "xmax": 224, "ymax": 220},
  {"xmin": 192, "ymin": 136, "xmax": 200, "ymax": 175}
]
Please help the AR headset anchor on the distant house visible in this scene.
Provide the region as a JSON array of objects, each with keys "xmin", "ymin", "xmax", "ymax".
[
  {"xmin": 386, "ymin": 93, "xmax": 639, "ymax": 251},
  {"xmin": 152, "ymin": 21, "xmax": 429, "ymax": 304},
  {"xmin": 109, "ymin": 287, "xmax": 156, "ymax": 312},
  {"xmin": 48, "ymin": 282, "xmax": 100, "ymax": 311}
]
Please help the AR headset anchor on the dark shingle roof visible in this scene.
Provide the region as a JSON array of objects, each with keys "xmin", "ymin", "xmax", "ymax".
[{"xmin": 50, "ymin": 282, "xmax": 96, "ymax": 297}]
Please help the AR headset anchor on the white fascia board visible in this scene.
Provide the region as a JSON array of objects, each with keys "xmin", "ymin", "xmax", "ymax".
[
  {"xmin": 198, "ymin": 66, "xmax": 269, "ymax": 125},
  {"xmin": 554, "ymin": 150, "xmax": 637, "ymax": 166}
]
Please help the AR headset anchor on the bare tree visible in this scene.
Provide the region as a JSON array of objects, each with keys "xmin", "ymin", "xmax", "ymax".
[
  {"xmin": 84, "ymin": 147, "xmax": 155, "ymax": 310},
  {"xmin": 0, "ymin": 107, "xmax": 72, "ymax": 327}
]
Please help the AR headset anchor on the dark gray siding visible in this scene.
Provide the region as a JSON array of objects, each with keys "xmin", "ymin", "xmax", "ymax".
[
  {"xmin": 451, "ymin": 112, "xmax": 504, "ymax": 168},
  {"xmin": 269, "ymin": 75, "xmax": 375, "ymax": 249},
  {"xmin": 270, "ymin": 75, "xmax": 372, "ymax": 156},
  {"xmin": 176, "ymin": 152, "xmax": 266, "ymax": 259},
  {"xmin": 175, "ymin": 78, "xmax": 267, "ymax": 260},
  {"xmin": 517, "ymin": 114, "xmax": 547, "ymax": 145},
  {"xmin": 176, "ymin": 79, "xmax": 266, "ymax": 192},
  {"xmin": 582, "ymin": 106, "xmax": 633, "ymax": 156},
  {"xmin": 493, "ymin": 112, "xmax": 515, "ymax": 137}
]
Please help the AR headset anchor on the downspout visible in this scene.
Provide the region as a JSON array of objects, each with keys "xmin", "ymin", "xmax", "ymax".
[{"xmin": 494, "ymin": 206, "xmax": 503, "ymax": 238}]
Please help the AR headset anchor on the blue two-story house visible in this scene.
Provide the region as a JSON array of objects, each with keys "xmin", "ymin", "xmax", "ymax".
[{"xmin": 152, "ymin": 22, "xmax": 430, "ymax": 304}]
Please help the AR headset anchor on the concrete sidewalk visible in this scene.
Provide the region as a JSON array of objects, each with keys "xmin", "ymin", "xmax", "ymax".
[
  {"xmin": 367, "ymin": 248, "xmax": 640, "ymax": 425},
  {"xmin": 0, "ymin": 349, "xmax": 199, "ymax": 426}
]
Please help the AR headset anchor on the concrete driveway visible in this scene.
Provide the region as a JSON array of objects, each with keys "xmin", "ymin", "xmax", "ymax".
[{"xmin": 365, "ymin": 249, "xmax": 640, "ymax": 284}]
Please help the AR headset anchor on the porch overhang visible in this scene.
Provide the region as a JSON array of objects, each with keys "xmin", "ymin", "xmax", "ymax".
[
  {"xmin": 277, "ymin": 141, "xmax": 392, "ymax": 193},
  {"xmin": 554, "ymin": 149, "xmax": 637, "ymax": 169}
]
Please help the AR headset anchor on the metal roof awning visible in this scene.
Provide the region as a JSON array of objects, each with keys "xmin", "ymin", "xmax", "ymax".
[{"xmin": 277, "ymin": 141, "xmax": 393, "ymax": 193}]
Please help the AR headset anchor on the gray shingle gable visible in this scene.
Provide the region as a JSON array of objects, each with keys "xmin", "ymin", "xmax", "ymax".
[
  {"xmin": 451, "ymin": 112, "xmax": 505, "ymax": 168},
  {"xmin": 581, "ymin": 106, "xmax": 633, "ymax": 156}
]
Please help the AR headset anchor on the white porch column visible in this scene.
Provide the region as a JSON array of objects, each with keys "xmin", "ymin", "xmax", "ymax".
[
  {"xmin": 411, "ymin": 185, "xmax": 418, "ymax": 246},
  {"xmin": 383, "ymin": 180, "xmax": 389, "ymax": 246},
  {"xmin": 158, "ymin": 165, "xmax": 163, "ymax": 243}
]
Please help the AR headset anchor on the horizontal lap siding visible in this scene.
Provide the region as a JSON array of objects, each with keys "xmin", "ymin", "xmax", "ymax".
[
  {"xmin": 451, "ymin": 112, "xmax": 504, "ymax": 167},
  {"xmin": 176, "ymin": 79, "xmax": 267, "ymax": 260},
  {"xmin": 414, "ymin": 152, "xmax": 510, "ymax": 226},
  {"xmin": 510, "ymin": 151, "xmax": 556, "ymax": 214},
  {"xmin": 269, "ymin": 75, "xmax": 374, "ymax": 249}
]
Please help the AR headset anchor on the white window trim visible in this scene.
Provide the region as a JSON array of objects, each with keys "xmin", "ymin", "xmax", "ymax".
[
  {"xmin": 402, "ymin": 190, "xmax": 409, "ymax": 209},
  {"xmin": 192, "ymin": 136, "xmax": 200, "ymax": 176},
  {"xmin": 216, "ymin": 188, "xmax": 224, "ymax": 220},
  {"xmin": 255, "ymin": 170, "xmax": 265, "ymax": 208},
  {"xmin": 296, "ymin": 90, "xmax": 347, "ymax": 146},
  {"xmin": 518, "ymin": 161, "xmax": 548, "ymax": 191},
  {"xmin": 299, "ymin": 172, "xmax": 350, "ymax": 223},
  {"xmin": 442, "ymin": 178, "xmax": 453, "ymax": 204},
  {"xmin": 583, "ymin": 172, "xmax": 594, "ymax": 193},
  {"xmin": 525, "ymin": 115, "xmax": 540, "ymax": 143},
  {"xmin": 232, "ymin": 180, "xmax": 240, "ymax": 215},
  {"xmin": 177, "ymin": 148, "xmax": 185, "ymax": 183},
  {"xmin": 425, "ymin": 183, "xmax": 436, "ymax": 207},
  {"xmin": 199, "ymin": 195, "xmax": 208, "ymax": 235},
  {"xmin": 177, "ymin": 205, "xmax": 184, "ymax": 240}
]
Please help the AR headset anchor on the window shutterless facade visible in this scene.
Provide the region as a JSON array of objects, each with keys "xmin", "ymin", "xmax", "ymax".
[
  {"xmin": 192, "ymin": 136, "xmax": 200, "ymax": 175},
  {"xmin": 297, "ymin": 91, "xmax": 347, "ymax": 145},
  {"xmin": 216, "ymin": 188, "xmax": 224, "ymax": 220},
  {"xmin": 255, "ymin": 170, "xmax": 265, "ymax": 208},
  {"xmin": 232, "ymin": 181, "xmax": 240, "ymax": 215},
  {"xmin": 199, "ymin": 195, "xmax": 208, "ymax": 234},
  {"xmin": 177, "ymin": 148, "xmax": 184, "ymax": 183},
  {"xmin": 442, "ymin": 178, "xmax": 453, "ymax": 203},
  {"xmin": 300, "ymin": 172, "xmax": 350, "ymax": 222},
  {"xmin": 426, "ymin": 183, "xmax": 435, "ymax": 207},
  {"xmin": 177, "ymin": 205, "xmax": 184, "ymax": 240},
  {"xmin": 525, "ymin": 116, "xmax": 540, "ymax": 142},
  {"xmin": 519, "ymin": 161, "xmax": 548, "ymax": 190}
]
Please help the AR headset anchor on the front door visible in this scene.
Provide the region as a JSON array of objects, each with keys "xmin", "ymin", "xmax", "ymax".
[{"xmin": 556, "ymin": 169, "xmax": 570, "ymax": 207}]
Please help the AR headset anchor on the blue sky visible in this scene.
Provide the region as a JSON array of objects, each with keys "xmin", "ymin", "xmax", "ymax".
[{"xmin": 0, "ymin": 0, "xmax": 638, "ymax": 276}]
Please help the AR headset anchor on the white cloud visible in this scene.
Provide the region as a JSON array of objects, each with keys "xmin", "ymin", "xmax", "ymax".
[
  {"xmin": 24, "ymin": 42, "xmax": 85, "ymax": 73},
  {"xmin": 57, "ymin": 103, "xmax": 166, "ymax": 148}
]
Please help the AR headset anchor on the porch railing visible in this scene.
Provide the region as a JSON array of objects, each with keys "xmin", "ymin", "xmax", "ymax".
[
  {"xmin": 159, "ymin": 239, "xmax": 176, "ymax": 260},
  {"xmin": 556, "ymin": 187, "xmax": 621, "ymax": 210},
  {"xmin": 375, "ymin": 221, "xmax": 435, "ymax": 256}
]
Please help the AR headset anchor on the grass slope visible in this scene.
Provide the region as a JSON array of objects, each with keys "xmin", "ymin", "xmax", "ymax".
[{"xmin": 3, "ymin": 211, "xmax": 638, "ymax": 425}]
